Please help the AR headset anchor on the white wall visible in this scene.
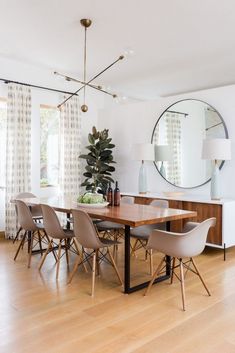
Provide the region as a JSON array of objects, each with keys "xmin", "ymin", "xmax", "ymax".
[
  {"xmin": 98, "ymin": 84, "xmax": 235, "ymax": 198},
  {"xmin": 0, "ymin": 57, "xmax": 104, "ymax": 230}
]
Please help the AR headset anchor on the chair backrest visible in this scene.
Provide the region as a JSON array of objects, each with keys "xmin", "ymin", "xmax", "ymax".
[
  {"xmin": 150, "ymin": 199, "xmax": 169, "ymax": 208},
  {"xmin": 16, "ymin": 192, "xmax": 36, "ymax": 199},
  {"xmin": 15, "ymin": 192, "xmax": 42, "ymax": 218},
  {"xmin": 72, "ymin": 209, "xmax": 103, "ymax": 250},
  {"xmin": 121, "ymin": 196, "xmax": 135, "ymax": 205},
  {"xmin": 148, "ymin": 217, "xmax": 216, "ymax": 258},
  {"xmin": 15, "ymin": 200, "xmax": 38, "ymax": 231},
  {"xmin": 41, "ymin": 204, "xmax": 66, "ymax": 239}
]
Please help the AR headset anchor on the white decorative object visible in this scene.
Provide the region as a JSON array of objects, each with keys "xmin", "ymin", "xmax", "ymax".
[
  {"xmin": 155, "ymin": 145, "xmax": 172, "ymax": 178},
  {"xmin": 202, "ymin": 138, "xmax": 231, "ymax": 200},
  {"xmin": 5, "ymin": 84, "xmax": 32, "ymax": 239},
  {"xmin": 132, "ymin": 143, "xmax": 155, "ymax": 194}
]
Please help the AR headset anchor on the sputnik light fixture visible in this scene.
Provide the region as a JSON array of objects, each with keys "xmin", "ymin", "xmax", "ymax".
[{"xmin": 55, "ymin": 18, "xmax": 124, "ymax": 112}]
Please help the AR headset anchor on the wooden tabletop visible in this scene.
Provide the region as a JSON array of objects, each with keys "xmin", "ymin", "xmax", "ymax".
[{"xmin": 18, "ymin": 196, "xmax": 197, "ymax": 227}]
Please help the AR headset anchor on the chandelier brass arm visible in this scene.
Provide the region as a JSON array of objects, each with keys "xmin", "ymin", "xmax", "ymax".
[
  {"xmin": 54, "ymin": 71, "xmax": 102, "ymax": 90},
  {"xmin": 54, "ymin": 71, "xmax": 116, "ymax": 97},
  {"xmin": 57, "ymin": 54, "xmax": 124, "ymax": 110},
  {"xmin": 57, "ymin": 18, "xmax": 124, "ymax": 112}
]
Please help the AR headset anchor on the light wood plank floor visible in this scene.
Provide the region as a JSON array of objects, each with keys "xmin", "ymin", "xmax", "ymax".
[{"xmin": 1, "ymin": 239, "xmax": 235, "ymax": 353}]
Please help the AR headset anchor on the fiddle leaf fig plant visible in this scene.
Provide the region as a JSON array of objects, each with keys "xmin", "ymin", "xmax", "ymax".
[{"xmin": 79, "ymin": 126, "xmax": 116, "ymax": 193}]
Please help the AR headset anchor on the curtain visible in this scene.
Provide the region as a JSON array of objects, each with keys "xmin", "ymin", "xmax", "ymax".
[
  {"xmin": 165, "ymin": 113, "xmax": 182, "ymax": 185},
  {"xmin": 59, "ymin": 95, "xmax": 81, "ymax": 200},
  {"xmin": 5, "ymin": 84, "xmax": 31, "ymax": 238}
]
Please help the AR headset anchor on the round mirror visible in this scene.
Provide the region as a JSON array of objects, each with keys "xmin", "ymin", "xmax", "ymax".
[{"xmin": 151, "ymin": 99, "xmax": 228, "ymax": 188}]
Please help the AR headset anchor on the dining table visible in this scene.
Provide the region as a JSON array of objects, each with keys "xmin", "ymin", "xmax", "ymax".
[{"xmin": 17, "ymin": 196, "xmax": 197, "ymax": 294}]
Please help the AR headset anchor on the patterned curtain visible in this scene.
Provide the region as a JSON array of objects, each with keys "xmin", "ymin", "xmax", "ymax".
[
  {"xmin": 165, "ymin": 113, "xmax": 182, "ymax": 185},
  {"xmin": 59, "ymin": 95, "xmax": 81, "ymax": 199},
  {"xmin": 5, "ymin": 84, "xmax": 31, "ymax": 238}
]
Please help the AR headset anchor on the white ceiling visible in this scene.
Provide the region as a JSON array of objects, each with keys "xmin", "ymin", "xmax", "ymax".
[{"xmin": 1, "ymin": 0, "xmax": 235, "ymax": 100}]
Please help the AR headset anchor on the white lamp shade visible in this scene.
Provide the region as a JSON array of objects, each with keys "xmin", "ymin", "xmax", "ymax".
[
  {"xmin": 202, "ymin": 138, "xmax": 231, "ymax": 160},
  {"xmin": 155, "ymin": 145, "xmax": 172, "ymax": 161},
  {"xmin": 132, "ymin": 143, "xmax": 155, "ymax": 161}
]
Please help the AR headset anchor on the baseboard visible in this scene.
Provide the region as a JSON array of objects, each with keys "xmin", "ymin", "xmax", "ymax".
[{"xmin": 0, "ymin": 231, "xmax": 5, "ymax": 239}]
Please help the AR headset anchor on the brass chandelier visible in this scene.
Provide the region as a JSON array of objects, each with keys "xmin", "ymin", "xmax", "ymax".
[{"xmin": 55, "ymin": 18, "xmax": 124, "ymax": 112}]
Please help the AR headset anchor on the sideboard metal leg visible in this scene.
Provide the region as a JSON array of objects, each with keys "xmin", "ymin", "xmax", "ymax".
[{"xmin": 223, "ymin": 243, "xmax": 226, "ymax": 261}]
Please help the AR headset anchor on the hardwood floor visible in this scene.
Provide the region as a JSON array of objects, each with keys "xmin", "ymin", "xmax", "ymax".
[{"xmin": 1, "ymin": 239, "xmax": 235, "ymax": 353}]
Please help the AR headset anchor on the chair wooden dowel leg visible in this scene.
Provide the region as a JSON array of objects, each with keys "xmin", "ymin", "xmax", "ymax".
[
  {"xmin": 38, "ymin": 231, "xmax": 43, "ymax": 256},
  {"xmin": 191, "ymin": 258, "xmax": 211, "ymax": 296},
  {"xmin": 28, "ymin": 231, "xmax": 34, "ymax": 268},
  {"xmin": 91, "ymin": 252, "xmax": 96, "ymax": 297},
  {"xmin": 56, "ymin": 241, "xmax": 62, "ymax": 280},
  {"xmin": 21, "ymin": 232, "xmax": 27, "ymax": 249},
  {"xmin": 179, "ymin": 259, "xmax": 186, "ymax": 311},
  {"xmin": 130, "ymin": 239, "xmax": 138, "ymax": 258},
  {"xmin": 73, "ymin": 238, "xmax": 88, "ymax": 273},
  {"xmin": 149, "ymin": 249, "xmax": 154, "ymax": 276},
  {"xmin": 14, "ymin": 233, "xmax": 26, "ymax": 261},
  {"xmin": 107, "ymin": 247, "xmax": 123, "ymax": 286},
  {"xmin": 13, "ymin": 227, "xmax": 22, "ymax": 244},
  {"xmin": 38, "ymin": 240, "xmax": 53, "ymax": 270},
  {"xmin": 171, "ymin": 257, "xmax": 176, "ymax": 284},
  {"xmin": 144, "ymin": 256, "xmax": 165, "ymax": 296},
  {"xmin": 96, "ymin": 249, "xmax": 100, "ymax": 276},
  {"xmin": 67, "ymin": 256, "xmax": 81, "ymax": 284}
]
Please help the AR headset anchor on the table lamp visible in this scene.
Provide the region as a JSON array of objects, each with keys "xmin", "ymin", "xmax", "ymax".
[
  {"xmin": 133, "ymin": 143, "xmax": 155, "ymax": 194},
  {"xmin": 201, "ymin": 138, "xmax": 231, "ymax": 200},
  {"xmin": 155, "ymin": 145, "xmax": 172, "ymax": 178}
]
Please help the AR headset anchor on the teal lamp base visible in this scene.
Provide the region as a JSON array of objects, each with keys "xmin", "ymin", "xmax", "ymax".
[
  {"xmin": 160, "ymin": 161, "xmax": 166, "ymax": 178},
  {"xmin": 138, "ymin": 161, "xmax": 147, "ymax": 193},
  {"xmin": 211, "ymin": 161, "xmax": 220, "ymax": 200}
]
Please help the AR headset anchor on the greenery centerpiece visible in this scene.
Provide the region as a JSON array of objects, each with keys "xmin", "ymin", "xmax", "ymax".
[{"xmin": 79, "ymin": 126, "xmax": 116, "ymax": 202}]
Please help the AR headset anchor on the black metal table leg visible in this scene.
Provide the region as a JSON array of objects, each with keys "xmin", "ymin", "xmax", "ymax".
[
  {"xmin": 124, "ymin": 225, "xmax": 131, "ymax": 293},
  {"xmin": 124, "ymin": 222, "xmax": 171, "ymax": 294}
]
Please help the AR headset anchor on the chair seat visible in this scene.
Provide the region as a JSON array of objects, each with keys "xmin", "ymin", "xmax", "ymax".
[
  {"xmin": 97, "ymin": 221, "xmax": 123, "ymax": 231},
  {"xmin": 63, "ymin": 229, "xmax": 74, "ymax": 238},
  {"xmin": 130, "ymin": 223, "xmax": 166, "ymax": 239},
  {"xmin": 99, "ymin": 237, "xmax": 121, "ymax": 247}
]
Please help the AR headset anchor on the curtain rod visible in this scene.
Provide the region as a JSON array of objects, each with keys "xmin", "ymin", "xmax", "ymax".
[{"xmin": 0, "ymin": 78, "xmax": 79, "ymax": 96}]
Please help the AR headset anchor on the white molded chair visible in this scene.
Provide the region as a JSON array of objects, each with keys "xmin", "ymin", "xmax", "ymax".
[
  {"xmin": 68, "ymin": 209, "xmax": 123, "ymax": 296},
  {"xmin": 130, "ymin": 199, "xmax": 169, "ymax": 275},
  {"xmin": 13, "ymin": 192, "xmax": 43, "ymax": 243},
  {"xmin": 39, "ymin": 204, "xmax": 85, "ymax": 279},
  {"xmin": 14, "ymin": 200, "xmax": 47, "ymax": 268},
  {"xmin": 144, "ymin": 218, "xmax": 216, "ymax": 310}
]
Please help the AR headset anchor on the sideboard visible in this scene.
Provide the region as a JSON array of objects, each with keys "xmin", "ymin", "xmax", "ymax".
[{"xmin": 122, "ymin": 192, "xmax": 235, "ymax": 259}]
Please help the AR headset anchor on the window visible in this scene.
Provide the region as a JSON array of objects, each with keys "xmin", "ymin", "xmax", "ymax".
[
  {"xmin": 40, "ymin": 105, "xmax": 59, "ymax": 187},
  {"xmin": 0, "ymin": 99, "xmax": 7, "ymax": 187}
]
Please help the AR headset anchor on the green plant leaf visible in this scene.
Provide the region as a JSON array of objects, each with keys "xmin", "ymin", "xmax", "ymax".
[
  {"xmin": 83, "ymin": 172, "xmax": 92, "ymax": 178},
  {"xmin": 88, "ymin": 133, "xmax": 95, "ymax": 145}
]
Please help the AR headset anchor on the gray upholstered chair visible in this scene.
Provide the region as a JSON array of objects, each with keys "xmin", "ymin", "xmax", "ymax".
[
  {"xmin": 14, "ymin": 200, "xmax": 47, "ymax": 268},
  {"xmin": 68, "ymin": 209, "xmax": 123, "ymax": 296},
  {"xmin": 96, "ymin": 196, "xmax": 135, "ymax": 246},
  {"xmin": 144, "ymin": 217, "xmax": 216, "ymax": 311},
  {"xmin": 13, "ymin": 192, "xmax": 43, "ymax": 243},
  {"xmin": 39, "ymin": 204, "xmax": 85, "ymax": 279},
  {"xmin": 130, "ymin": 199, "xmax": 169, "ymax": 275}
]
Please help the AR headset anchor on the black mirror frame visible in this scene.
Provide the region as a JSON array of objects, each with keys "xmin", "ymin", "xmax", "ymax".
[{"xmin": 151, "ymin": 98, "xmax": 229, "ymax": 189}]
